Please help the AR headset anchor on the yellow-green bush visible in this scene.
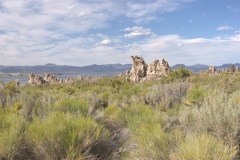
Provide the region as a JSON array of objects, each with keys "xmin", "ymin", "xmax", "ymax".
[
  {"xmin": 130, "ymin": 124, "xmax": 171, "ymax": 160},
  {"xmin": 119, "ymin": 104, "xmax": 171, "ymax": 159},
  {"xmin": 1, "ymin": 71, "xmax": 240, "ymax": 159},
  {"xmin": 185, "ymin": 84, "xmax": 207, "ymax": 106},
  {"xmin": 180, "ymin": 90, "xmax": 240, "ymax": 146},
  {"xmin": 145, "ymin": 82, "xmax": 189, "ymax": 109},
  {"xmin": 103, "ymin": 105, "xmax": 124, "ymax": 130},
  {"xmin": 170, "ymin": 133, "xmax": 237, "ymax": 160},
  {"xmin": 28, "ymin": 112, "xmax": 110, "ymax": 159},
  {"xmin": 54, "ymin": 98, "xmax": 88, "ymax": 116},
  {"xmin": 0, "ymin": 109, "xmax": 28, "ymax": 159},
  {"xmin": 61, "ymin": 86, "xmax": 75, "ymax": 94}
]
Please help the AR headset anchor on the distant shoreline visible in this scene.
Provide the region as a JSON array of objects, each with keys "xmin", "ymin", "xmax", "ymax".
[
  {"xmin": 0, "ymin": 73, "xmax": 63, "ymax": 76},
  {"xmin": 0, "ymin": 73, "xmax": 28, "ymax": 76}
]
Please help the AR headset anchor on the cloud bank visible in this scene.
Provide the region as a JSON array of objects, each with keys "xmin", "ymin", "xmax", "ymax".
[
  {"xmin": 0, "ymin": 0, "xmax": 239, "ymax": 66},
  {"xmin": 217, "ymin": 26, "xmax": 233, "ymax": 31},
  {"xmin": 124, "ymin": 26, "xmax": 154, "ymax": 38}
]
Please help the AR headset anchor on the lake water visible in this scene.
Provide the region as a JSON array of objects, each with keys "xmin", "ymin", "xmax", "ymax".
[{"xmin": 0, "ymin": 73, "xmax": 114, "ymax": 85}]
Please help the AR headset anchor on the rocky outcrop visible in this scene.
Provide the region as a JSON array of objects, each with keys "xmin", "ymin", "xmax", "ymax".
[
  {"xmin": 0, "ymin": 81, "xmax": 4, "ymax": 94},
  {"xmin": 236, "ymin": 66, "xmax": 239, "ymax": 72},
  {"xmin": 28, "ymin": 73, "xmax": 45, "ymax": 86},
  {"xmin": 208, "ymin": 66, "xmax": 216, "ymax": 74},
  {"xmin": 129, "ymin": 56, "xmax": 148, "ymax": 82},
  {"xmin": 127, "ymin": 56, "xmax": 171, "ymax": 83},
  {"xmin": 28, "ymin": 73, "xmax": 81, "ymax": 86},
  {"xmin": 147, "ymin": 59, "xmax": 171, "ymax": 80},
  {"xmin": 44, "ymin": 74, "xmax": 58, "ymax": 83},
  {"xmin": 202, "ymin": 64, "xmax": 239, "ymax": 75}
]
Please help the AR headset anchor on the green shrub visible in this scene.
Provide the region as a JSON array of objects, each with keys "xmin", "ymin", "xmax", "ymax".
[
  {"xmin": 4, "ymin": 81, "xmax": 19, "ymax": 97},
  {"xmin": 17, "ymin": 90, "xmax": 55, "ymax": 120},
  {"xmin": 170, "ymin": 133, "xmax": 237, "ymax": 160},
  {"xmin": 180, "ymin": 90, "xmax": 240, "ymax": 147},
  {"xmin": 100, "ymin": 92, "xmax": 110, "ymax": 107},
  {"xmin": 160, "ymin": 66, "xmax": 191, "ymax": 83},
  {"xmin": 185, "ymin": 84, "xmax": 207, "ymax": 106},
  {"xmin": 122, "ymin": 104, "xmax": 163, "ymax": 129},
  {"xmin": 118, "ymin": 104, "xmax": 172, "ymax": 159},
  {"xmin": 145, "ymin": 82, "xmax": 189, "ymax": 110},
  {"xmin": 103, "ymin": 105, "xmax": 124, "ymax": 130},
  {"xmin": 130, "ymin": 124, "xmax": 171, "ymax": 159},
  {"xmin": 54, "ymin": 98, "xmax": 88, "ymax": 116},
  {"xmin": 0, "ymin": 109, "xmax": 28, "ymax": 159},
  {"xmin": 61, "ymin": 86, "xmax": 75, "ymax": 94},
  {"xmin": 28, "ymin": 112, "xmax": 110, "ymax": 159}
]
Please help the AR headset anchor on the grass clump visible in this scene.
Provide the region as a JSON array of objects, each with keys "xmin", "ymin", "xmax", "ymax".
[
  {"xmin": 170, "ymin": 133, "xmax": 237, "ymax": 160},
  {"xmin": 54, "ymin": 98, "xmax": 89, "ymax": 116},
  {"xmin": 145, "ymin": 82, "xmax": 189, "ymax": 109},
  {"xmin": 1, "ymin": 71, "xmax": 240, "ymax": 159},
  {"xmin": 0, "ymin": 109, "xmax": 29, "ymax": 159},
  {"xmin": 28, "ymin": 112, "xmax": 110, "ymax": 159},
  {"xmin": 180, "ymin": 90, "xmax": 240, "ymax": 147},
  {"xmin": 185, "ymin": 84, "xmax": 207, "ymax": 106}
]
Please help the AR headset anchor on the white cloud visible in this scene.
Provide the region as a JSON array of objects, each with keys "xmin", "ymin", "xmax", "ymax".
[
  {"xmin": 228, "ymin": 34, "xmax": 240, "ymax": 41},
  {"xmin": 217, "ymin": 26, "xmax": 233, "ymax": 31},
  {"xmin": 126, "ymin": 0, "xmax": 194, "ymax": 23},
  {"xmin": 99, "ymin": 39, "xmax": 112, "ymax": 45},
  {"xmin": 1, "ymin": 32, "xmax": 239, "ymax": 66},
  {"xmin": 122, "ymin": 35, "xmax": 240, "ymax": 66},
  {"xmin": 1, "ymin": 0, "xmax": 239, "ymax": 67},
  {"xmin": 124, "ymin": 26, "xmax": 154, "ymax": 38}
]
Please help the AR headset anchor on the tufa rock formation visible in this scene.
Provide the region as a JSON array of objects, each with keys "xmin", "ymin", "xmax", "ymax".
[
  {"xmin": 208, "ymin": 66, "xmax": 216, "ymax": 74},
  {"xmin": 236, "ymin": 66, "xmax": 239, "ymax": 72},
  {"xmin": 28, "ymin": 73, "xmax": 83, "ymax": 86},
  {"xmin": 28, "ymin": 73, "xmax": 46, "ymax": 86},
  {"xmin": 201, "ymin": 64, "xmax": 240, "ymax": 75},
  {"xmin": 147, "ymin": 59, "xmax": 171, "ymax": 79},
  {"xmin": 0, "ymin": 81, "xmax": 4, "ymax": 91},
  {"xmin": 126, "ymin": 56, "xmax": 171, "ymax": 83},
  {"xmin": 129, "ymin": 56, "xmax": 148, "ymax": 82},
  {"xmin": 44, "ymin": 74, "xmax": 58, "ymax": 83}
]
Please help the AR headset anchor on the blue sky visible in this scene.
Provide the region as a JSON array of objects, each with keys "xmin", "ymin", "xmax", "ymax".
[{"xmin": 0, "ymin": 0, "xmax": 240, "ymax": 66}]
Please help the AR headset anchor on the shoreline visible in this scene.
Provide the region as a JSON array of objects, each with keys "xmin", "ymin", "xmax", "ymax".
[
  {"xmin": 0, "ymin": 73, "xmax": 64, "ymax": 76},
  {"xmin": 0, "ymin": 73, "xmax": 28, "ymax": 76}
]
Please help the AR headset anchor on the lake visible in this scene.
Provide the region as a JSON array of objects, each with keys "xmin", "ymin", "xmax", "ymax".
[{"xmin": 0, "ymin": 73, "xmax": 115, "ymax": 85}]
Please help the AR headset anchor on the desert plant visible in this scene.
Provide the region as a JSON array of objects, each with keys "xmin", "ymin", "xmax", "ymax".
[
  {"xmin": 185, "ymin": 84, "xmax": 207, "ymax": 107},
  {"xmin": 180, "ymin": 90, "xmax": 240, "ymax": 147},
  {"xmin": 118, "ymin": 104, "xmax": 172, "ymax": 159},
  {"xmin": 28, "ymin": 112, "xmax": 110, "ymax": 159},
  {"xmin": 4, "ymin": 81, "xmax": 19, "ymax": 98},
  {"xmin": 130, "ymin": 123, "xmax": 171, "ymax": 160},
  {"xmin": 61, "ymin": 86, "xmax": 76, "ymax": 94},
  {"xmin": 145, "ymin": 82, "xmax": 189, "ymax": 110},
  {"xmin": 170, "ymin": 133, "xmax": 237, "ymax": 160},
  {"xmin": 54, "ymin": 98, "xmax": 88, "ymax": 116},
  {"xmin": 160, "ymin": 66, "xmax": 191, "ymax": 83},
  {"xmin": 0, "ymin": 109, "xmax": 29, "ymax": 159}
]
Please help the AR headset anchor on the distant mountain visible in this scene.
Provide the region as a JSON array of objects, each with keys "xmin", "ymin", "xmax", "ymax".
[
  {"xmin": 188, "ymin": 64, "xmax": 209, "ymax": 72},
  {"xmin": 218, "ymin": 63, "xmax": 240, "ymax": 70},
  {"xmin": 1, "ymin": 67, "xmax": 25, "ymax": 73},
  {"xmin": 0, "ymin": 63, "xmax": 239, "ymax": 75},
  {"xmin": 171, "ymin": 64, "xmax": 187, "ymax": 70},
  {"xmin": 171, "ymin": 63, "xmax": 240, "ymax": 73},
  {"xmin": 0, "ymin": 64, "xmax": 132, "ymax": 75},
  {"xmin": 171, "ymin": 64, "xmax": 208, "ymax": 73}
]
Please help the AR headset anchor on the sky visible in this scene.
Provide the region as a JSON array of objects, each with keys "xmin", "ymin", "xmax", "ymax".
[{"xmin": 0, "ymin": 0, "xmax": 240, "ymax": 66}]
